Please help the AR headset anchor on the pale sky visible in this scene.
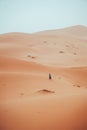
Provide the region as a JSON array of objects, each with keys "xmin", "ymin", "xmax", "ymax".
[{"xmin": 0, "ymin": 0, "xmax": 87, "ymax": 34}]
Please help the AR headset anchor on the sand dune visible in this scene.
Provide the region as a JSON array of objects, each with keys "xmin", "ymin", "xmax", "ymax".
[
  {"xmin": 0, "ymin": 55, "xmax": 50, "ymax": 72},
  {"xmin": 36, "ymin": 25, "xmax": 87, "ymax": 38},
  {"xmin": 0, "ymin": 26, "xmax": 87, "ymax": 67},
  {"xmin": 0, "ymin": 25, "xmax": 87, "ymax": 130}
]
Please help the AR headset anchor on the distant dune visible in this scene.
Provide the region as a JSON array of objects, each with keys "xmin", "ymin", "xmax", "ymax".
[
  {"xmin": 36, "ymin": 25, "xmax": 87, "ymax": 38},
  {"xmin": 0, "ymin": 25, "xmax": 87, "ymax": 130}
]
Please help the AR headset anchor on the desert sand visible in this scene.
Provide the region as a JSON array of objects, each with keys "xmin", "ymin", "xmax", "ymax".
[{"xmin": 0, "ymin": 25, "xmax": 87, "ymax": 130}]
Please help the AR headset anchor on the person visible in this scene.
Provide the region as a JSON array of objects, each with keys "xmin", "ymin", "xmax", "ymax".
[{"xmin": 49, "ymin": 73, "xmax": 52, "ymax": 80}]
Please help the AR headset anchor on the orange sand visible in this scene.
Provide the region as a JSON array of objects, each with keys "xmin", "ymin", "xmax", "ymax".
[{"xmin": 0, "ymin": 25, "xmax": 87, "ymax": 130}]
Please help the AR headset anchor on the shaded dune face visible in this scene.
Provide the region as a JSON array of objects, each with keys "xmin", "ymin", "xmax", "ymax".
[{"xmin": 0, "ymin": 25, "xmax": 87, "ymax": 130}]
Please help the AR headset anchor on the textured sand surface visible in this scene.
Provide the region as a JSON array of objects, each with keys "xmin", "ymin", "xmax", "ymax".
[{"xmin": 0, "ymin": 25, "xmax": 87, "ymax": 130}]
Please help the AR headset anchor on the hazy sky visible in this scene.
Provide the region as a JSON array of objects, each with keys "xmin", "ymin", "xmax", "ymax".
[{"xmin": 0, "ymin": 0, "xmax": 87, "ymax": 34}]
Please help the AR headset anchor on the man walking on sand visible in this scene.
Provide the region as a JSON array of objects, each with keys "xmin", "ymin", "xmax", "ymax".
[{"xmin": 49, "ymin": 73, "xmax": 52, "ymax": 80}]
